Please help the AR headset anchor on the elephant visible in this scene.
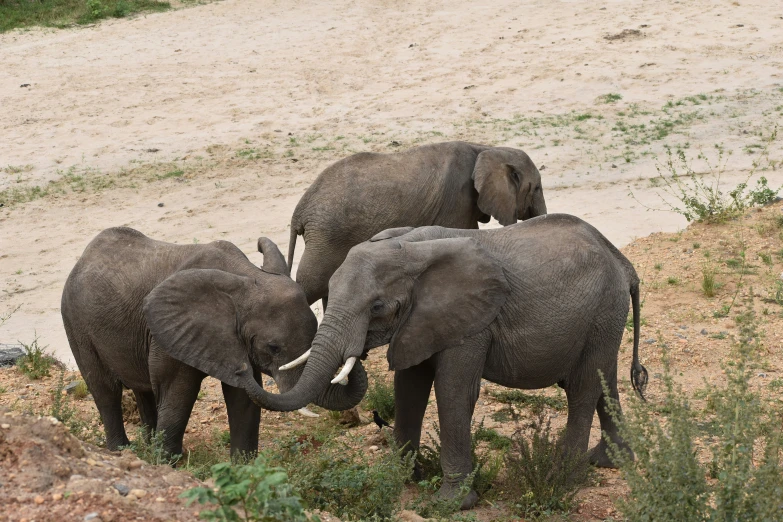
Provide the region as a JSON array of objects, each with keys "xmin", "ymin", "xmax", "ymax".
[
  {"xmin": 287, "ymin": 141, "xmax": 547, "ymax": 309},
  {"xmin": 61, "ymin": 227, "xmax": 367, "ymax": 457},
  {"xmin": 253, "ymin": 214, "xmax": 648, "ymax": 509}
]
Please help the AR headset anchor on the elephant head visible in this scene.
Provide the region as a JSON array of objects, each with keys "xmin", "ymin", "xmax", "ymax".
[
  {"xmin": 472, "ymin": 147, "xmax": 547, "ymax": 225},
  {"xmin": 142, "ymin": 238, "xmax": 367, "ymax": 412},
  {"xmin": 247, "ymin": 227, "xmax": 509, "ymax": 411}
]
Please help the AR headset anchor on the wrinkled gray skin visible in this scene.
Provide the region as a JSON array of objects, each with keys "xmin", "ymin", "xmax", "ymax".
[
  {"xmin": 288, "ymin": 141, "xmax": 547, "ymax": 308},
  {"xmin": 61, "ymin": 227, "xmax": 367, "ymax": 457},
  {"xmin": 257, "ymin": 215, "xmax": 648, "ymax": 509}
]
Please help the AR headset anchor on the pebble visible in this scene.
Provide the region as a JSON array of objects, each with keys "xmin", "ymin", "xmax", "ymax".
[
  {"xmin": 114, "ymin": 483, "xmax": 130, "ymax": 496},
  {"xmin": 128, "ymin": 460, "xmax": 143, "ymax": 470},
  {"xmin": 84, "ymin": 513, "xmax": 101, "ymax": 521},
  {"xmin": 758, "ymin": 373, "xmax": 767, "ymax": 378},
  {"xmin": 1, "ymin": 424, "xmax": 9, "ymax": 429},
  {"xmin": 129, "ymin": 488, "xmax": 147, "ymax": 499},
  {"xmin": 157, "ymin": 202, "xmax": 164, "ymax": 207},
  {"xmin": 156, "ymin": 497, "xmax": 166, "ymax": 502},
  {"xmin": 52, "ymin": 493, "xmax": 63, "ymax": 501},
  {"xmin": 34, "ymin": 495, "xmax": 45, "ymax": 504},
  {"xmin": 701, "ymin": 329, "xmax": 708, "ymax": 335},
  {"xmin": 368, "ymin": 445, "xmax": 379, "ymax": 452},
  {"xmin": 644, "ymin": 339, "xmax": 656, "ymax": 344}
]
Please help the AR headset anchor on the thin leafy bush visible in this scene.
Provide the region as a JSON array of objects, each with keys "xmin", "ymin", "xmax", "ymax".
[
  {"xmin": 181, "ymin": 455, "xmax": 318, "ymax": 522},
  {"xmin": 605, "ymin": 314, "xmax": 783, "ymax": 521},
  {"xmin": 502, "ymin": 411, "xmax": 593, "ymax": 519},
  {"xmin": 124, "ymin": 427, "xmax": 181, "ymax": 466},
  {"xmin": 363, "ymin": 374, "xmax": 395, "ymax": 422}
]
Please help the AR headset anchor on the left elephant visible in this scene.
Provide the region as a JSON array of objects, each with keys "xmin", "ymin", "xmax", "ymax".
[{"xmin": 61, "ymin": 227, "xmax": 368, "ymax": 457}]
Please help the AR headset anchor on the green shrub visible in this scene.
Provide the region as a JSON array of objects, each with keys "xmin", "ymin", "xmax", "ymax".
[
  {"xmin": 702, "ymin": 265, "xmax": 716, "ymax": 297},
  {"xmin": 490, "ymin": 388, "xmax": 567, "ymax": 413},
  {"xmin": 269, "ymin": 432, "xmax": 413, "ymax": 521},
  {"xmin": 71, "ymin": 379, "xmax": 90, "ymax": 399},
  {"xmin": 363, "ymin": 375, "xmax": 395, "ymax": 422},
  {"xmin": 503, "ymin": 411, "xmax": 592, "ymax": 519},
  {"xmin": 16, "ymin": 336, "xmax": 60, "ymax": 379},
  {"xmin": 181, "ymin": 456, "xmax": 318, "ymax": 522},
  {"xmin": 124, "ymin": 427, "xmax": 181, "ymax": 466},
  {"xmin": 605, "ymin": 322, "xmax": 783, "ymax": 521}
]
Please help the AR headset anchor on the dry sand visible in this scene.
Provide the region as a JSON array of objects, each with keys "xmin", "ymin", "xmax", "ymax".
[{"xmin": 2, "ymin": 0, "xmax": 783, "ymax": 364}]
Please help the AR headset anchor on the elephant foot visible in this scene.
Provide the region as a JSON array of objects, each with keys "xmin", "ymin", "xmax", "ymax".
[
  {"xmin": 437, "ymin": 482, "xmax": 478, "ymax": 511},
  {"xmin": 589, "ymin": 440, "xmax": 627, "ymax": 469}
]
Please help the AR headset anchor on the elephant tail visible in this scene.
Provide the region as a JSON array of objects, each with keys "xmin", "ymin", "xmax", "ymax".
[
  {"xmin": 630, "ymin": 280, "xmax": 648, "ymax": 401},
  {"xmin": 288, "ymin": 218, "xmax": 304, "ymax": 272}
]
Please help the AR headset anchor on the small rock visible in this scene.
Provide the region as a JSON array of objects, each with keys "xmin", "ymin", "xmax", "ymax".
[
  {"xmin": 84, "ymin": 513, "xmax": 101, "ymax": 521},
  {"xmin": 539, "ymin": 165, "xmax": 546, "ymax": 170},
  {"xmin": 644, "ymin": 338, "xmax": 656, "ymax": 344},
  {"xmin": 1, "ymin": 424, "xmax": 9, "ymax": 429},
  {"xmin": 701, "ymin": 329, "xmax": 708, "ymax": 335},
  {"xmin": 0, "ymin": 345, "xmax": 25, "ymax": 367},
  {"xmin": 157, "ymin": 202, "xmax": 164, "ymax": 207},
  {"xmin": 129, "ymin": 488, "xmax": 147, "ymax": 499},
  {"xmin": 52, "ymin": 493, "xmax": 63, "ymax": 501},
  {"xmin": 155, "ymin": 497, "xmax": 166, "ymax": 502},
  {"xmin": 679, "ymin": 325, "xmax": 688, "ymax": 330},
  {"xmin": 369, "ymin": 445, "xmax": 379, "ymax": 452},
  {"xmin": 128, "ymin": 460, "xmax": 143, "ymax": 470},
  {"xmin": 758, "ymin": 373, "xmax": 767, "ymax": 378},
  {"xmin": 611, "ymin": 164, "xmax": 617, "ymax": 168},
  {"xmin": 34, "ymin": 495, "xmax": 45, "ymax": 504},
  {"xmin": 114, "ymin": 483, "xmax": 130, "ymax": 496}
]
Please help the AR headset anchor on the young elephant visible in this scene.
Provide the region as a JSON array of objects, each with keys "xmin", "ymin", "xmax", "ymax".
[
  {"xmin": 288, "ymin": 141, "xmax": 547, "ymax": 309},
  {"xmin": 61, "ymin": 227, "xmax": 367, "ymax": 457},
  {"xmin": 251, "ymin": 214, "xmax": 647, "ymax": 509}
]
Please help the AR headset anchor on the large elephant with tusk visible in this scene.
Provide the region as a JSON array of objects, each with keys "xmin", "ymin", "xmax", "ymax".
[
  {"xmin": 61, "ymin": 227, "xmax": 367, "ymax": 458},
  {"xmin": 258, "ymin": 215, "xmax": 648, "ymax": 509}
]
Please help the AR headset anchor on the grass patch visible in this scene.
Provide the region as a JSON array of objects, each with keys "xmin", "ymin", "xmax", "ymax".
[
  {"xmin": 1, "ymin": 0, "xmax": 170, "ymax": 32},
  {"xmin": 363, "ymin": 374, "xmax": 395, "ymax": 423},
  {"xmin": 491, "ymin": 389, "xmax": 567, "ymax": 413},
  {"xmin": 598, "ymin": 93, "xmax": 623, "ymax": 104},
  {"xmin": 702, "ymin": 265, "xmax": 716, "ymax": 297}
]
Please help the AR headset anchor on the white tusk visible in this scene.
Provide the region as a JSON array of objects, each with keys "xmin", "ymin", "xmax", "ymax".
[
  {"xmin": 331, "ymin": 357, "xmax": 357, "ymax": 384},
  {"xmin": 279, "ymin": 349, "xmax": 311, "ymax": 371},
  {"xmin": 298, "ymin": 407, "xmax": 320, "ymax": 418}
]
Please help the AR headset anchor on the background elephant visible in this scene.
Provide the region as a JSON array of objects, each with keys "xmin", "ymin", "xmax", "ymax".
[
  {"xmin": 61, "ymin": 227, "xmax": 367, "ymax": 457},
  {"xmin": 287, "ymin": 141, "xmax": 547, "ymax": 309},
  {"xmin": 254, "ymin": 215, "xmax": 647, "ymax": 509}
]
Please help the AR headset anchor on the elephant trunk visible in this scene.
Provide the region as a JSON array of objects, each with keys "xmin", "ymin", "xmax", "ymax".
[{"xmin": 241, "ymin": 308, "xmax": 369, "ymax": 412}]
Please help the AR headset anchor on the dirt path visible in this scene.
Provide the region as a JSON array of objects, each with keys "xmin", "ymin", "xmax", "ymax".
[{"xmin": 2, "ymin": 0, "xmax": 783, "ymax": 365}]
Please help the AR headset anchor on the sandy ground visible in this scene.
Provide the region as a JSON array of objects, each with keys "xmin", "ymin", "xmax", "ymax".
[{"xmin": 2, "ymin": 0, "xmax": 783, "ymax": 363}]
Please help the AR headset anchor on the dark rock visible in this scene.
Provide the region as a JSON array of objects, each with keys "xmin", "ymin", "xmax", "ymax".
[
  {"xmin": 113, "ymin": 483, "xmax": 130, "ymax": 496},
  {"xmin": 701, "ymin": 329, "xmax": 708, "ymax": 335},
  {"xmin": 0, "ymin": 345, "xmax": 25, "ymax": 367},
  {"xmin": 644, "ymin": 338, "xmax": 656, "ymax": 344},
  {"xmin": 157, "ymin": 202, "xmax": 164, "ymax": 207},
  {"xmin": 679, "ymin": 325, "xmax": 688, "ymax": 329}
]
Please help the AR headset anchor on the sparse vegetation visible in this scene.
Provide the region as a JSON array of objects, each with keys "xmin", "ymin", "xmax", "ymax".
[
  {"xmin": 490, "ymin": 388, "xmax": 567, "ymax": 413},
  {"xmin": 1, "ymin": 0, "xmax": 170, "ymax": 33},
  {"xmin": 598, "ymin": 93, "xmax": 623, "ymax": 104},
  {"xmin": 702, "ymin": 265, "xmax": 716, "ymax": 297},
  {"xmin": 363, "ymin": 374, "xmax": 395, "ymax": 422}
]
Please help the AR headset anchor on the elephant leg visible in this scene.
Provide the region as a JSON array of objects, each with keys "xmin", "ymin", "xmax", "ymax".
[
  {"xmin": 152, "ymin": 363, "xmax": 204, "ymax": 458},
  {"xmin": 295, "ymin": 245, "xmax": 333, "ymax": 307},
  {"xmin": 590, "ymin": 366, "xmax": 628, "ymax": 468},
  {"xmin": 561, "ymin": 366, "xmax": 603, "ymax": 460},
  {"xmin": 133, "ymin": 390, "xmax": 158, "ymax": 434},
  {"xmin": 221, "ymin": 379, "xmax": 261, "ymax": 461},
  {"xmin": 432, "ymin": 335, "xmax": 488, "ymax": 511},
  {"xmin": 393, "ymin": 360, "xmax": 435, "ymax": 478},
  {"xmin": 72, "ymin": 340, "xmax": 129, "ymax": 451}
]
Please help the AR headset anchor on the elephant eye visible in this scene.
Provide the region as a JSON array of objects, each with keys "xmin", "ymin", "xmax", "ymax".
[
  {"xmin": 370, "ymin": 300, "xmax": 385, "ymax": 315},
  {"xmin": 267, "ymin": 343, "xmax": 282, "ymax": 355}
]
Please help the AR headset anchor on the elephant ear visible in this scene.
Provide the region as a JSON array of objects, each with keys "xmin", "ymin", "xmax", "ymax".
[
  {"xmin": 472, "ymin": 150, "xmax": 520, "ymax": 226},
  {"xmin": 369, "ymin": 227, "xmax": 415, "ymax": 242},
  {"xmin": 143, "ymin": 268, "xmax": 252, "ymax": 387},
  {"xmin": 388, "ymin": 237, "xmax": 510, "ymax": 371}
]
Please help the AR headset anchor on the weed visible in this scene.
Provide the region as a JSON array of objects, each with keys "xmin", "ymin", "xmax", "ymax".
[
  {"xmin": 702, "ymin": 265, "xmax": 716, "ymax": 297},
  {"xmin": 474, "ymin": 425, "xmax": 512, "ymax": 450},
  {"xmin": 49, "ymin": 369, "xmax": 78, "ymax": 426},
  {"xmin": 124, "ymin": 427, "xmax": 181, "ymax": 466},
  {"xmin": 1, "ymin": 304, "xmax": 21, "ymax": 327},
  {"xmin": 16, "ymin": 335, "xmax": 59, "ymax": 380},
  {"xmin": 157, "ymin": 169, "xmax": 184, "ymax": 180},
  {"xmin": 654, "ymin": 263, "xmax": 663, "ymax": 270},
  {"xmin": 759, "ymin": 252, "xmax": 773, "ymax": 266},
  {"xmin": 503, "ymin": 411, "xmax": 592, "ymax": 519},
  {"xmin": 181, "ymin": 455, "xmax": 317, "ymax": 522},
  {"xmin": 667, "ymin": 276, "xmax": 680, "ymax": 285},
  {"xmin": 693, "ymin": 242, "xmax": 701, "ymax": 249},
  {"xmin": 726, "ymin": 258, "xmax": 741, "ymax": 268},
  {"xmin": 363, "ymin": 374, "xmax": 395, "ymax": 422}
]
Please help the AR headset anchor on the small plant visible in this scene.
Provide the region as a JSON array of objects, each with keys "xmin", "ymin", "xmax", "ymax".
[
  {"xmin": 503, "ymin": 411, "xmax": 592, "ymax": 519},
  {"xmin": 759, "ymin": 252, "xmax": 773, "ymax": 266},
  {"xmin": 490, "ymin": 388, "xmax": 567, "ymax": 414},
  {"xmin": 363, "ymin": 374, "xmax": 395, "ymax": 422},
  {"xmin": 693, "ymin": 242, "xmax": 701, "ymax": 249},
  {"xmin": 181, "ymin": 456, "xmax": 318, "ymax": 522},
  {"xmin": 654, "ymin": 263, "xmax": 663, "ymax": 270},
  {"xmin": 598, "ymin": 93, "xmax": 623, "ymax": 104},
  {"xmin": 50, "ymin": 369, "xmax": 78, "ymax": 426},
  {"xmin": 702, "ymin": 265, "xmax": 716, "ymax": 297},
  {"xmin": 16, "ymin": 335, "xmax": 59, "ymax": 379},
  {"xmin": 667, "ymin": 276, "xmax": 680, "ymax": 285}
]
